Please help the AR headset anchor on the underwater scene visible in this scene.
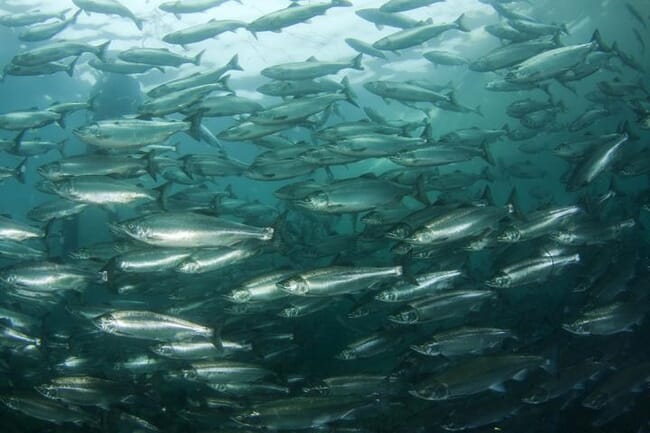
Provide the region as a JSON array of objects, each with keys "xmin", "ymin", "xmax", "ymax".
[{"xmin": 0, "ymin": 0, "xmax": 649, "ymax": 432}]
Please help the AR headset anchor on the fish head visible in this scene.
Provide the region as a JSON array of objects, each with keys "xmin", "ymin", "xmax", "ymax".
[
  {"xmin": 409, "ymin": 381, "xmax": 449, "ymax": 400},
  {"xmin": 232, "ymin": 410, "xmax": 262, "ymax": 427},
  {"xmin": 410, "ymin": 343, "xmax": 440, "ymax": 357},
  {"xmin": 209, "ymin": 383, "xmax": 228, "ymax": 392},
  {"xmin": 360, "ymin": 211, "xmax": 383, "ymax": 225},
  {"xmin": 34, "ymin": 384, "xmax": 56, "ymax": 399},
  {"xmin": 549, "ymin": 231, "xmax": 574, "ymax": 244},
  {"xmin": 36, "ymin": 162, "xmax": 61, "ymax": 180},
  {"xmin": 561, "ymin": 321, "xmax": 589, "ymax": 335},
  {"xmin": 93, "ymin": 313, "xmax": 118, "ymax": 334},
  {"xmin": 522, "ymin": 387, "xmax": 550, "ymax": 405},
  {"xmin": 278, "ymin": 306, "xmax": 301, "ymax": 318},
  {"xmin": 276, "ymin": 276, "xmax": 309, "ymax": 295},
  {"xmin": 405, "ymin": 230, "xmax": 433, "ymax": 245},
  {"xmin": 485, "ymin": 273, "xmax": 511, "ymax": 288},
  {"xmin": 150, "ymin": 343, "xmax": 173, "ymax": 357},
  {"xmin": 35, "ymin": 179, "xmax": 57, "ymax": 194},
  {"xmin": 335, "ymin": 349, "xmax": 357, "ymax": 360},
  {"xmin": 388, "ymin": 308, "xmax": 418, "ymax": 324},
  {"xmin": 375, "ymin": 290, "xmax": 398, "ymax": 302},
  {"xmin": 0, "ymin": 272, "xmax": 17, "ymax": 286},
  {"xmin": 294, "ymin": 192, "xmax": 328, "ymax": 211},
  {"xmin": 497, "ymin": 228, "xmax": 520, "ymax": 242},
  {"xmin": 111, "ymin": 220, "xmax": 150, "ymax": 241},
  {"xmin": 302, "ymin": 383, "xmax": 329, "ymax": 395},
  {"xmin": 390, "ymin": 152, "xmax": 417, "ymax": 166},
  {"xmin": 386, "ymin": 224, "xmax": 411, "ymax": 240},
  {"xmin": 177, "ymin": 259, "xmax": 200, "ymax": 274},
  {"xmin": 225, "ymin": 289, "xmax": 251, "ymax": 303},
  {"xmin": 347, "ymin": 306, "xmax": 370, "ymax": 319},
  {"xmin": 582, "ymin": 392, "xmax": 608, "ymax": 410},
  {"xmin": 181, "ymin": 368, "xmax": 199, "ymax": 382}
]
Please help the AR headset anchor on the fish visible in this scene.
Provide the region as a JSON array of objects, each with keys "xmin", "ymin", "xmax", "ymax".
[
  {"xmin": 72, "ymin": 0, "xmax": 143, "ymax": 30},
  {"xmin": 345, "ymin": 38, "xmax": 388, "ymax": 59},
  {"xmin": 566, "ymin": 131, "xmax": 629, "ymax": 191},
  {"xmin": 409, "ymin": 355, "xmax": 548, "ymax": 400},
  {"xmin": 562, "ymin": 302, "xmax": 647, "ymax": 336},
  {"xmin": 470, "ymin": 38, "xmax": 560, "ymax": 72},
  {"xmin": 0, "ymin": 159, "xmax": 26, "ymax": 184},
  {"xmin": 411, "ymin": 327, "xmax": 515, "ymax": 357},
  {"xmin": 73, "ymin": 118, "xmax": 199, "ymax": 151},
  {"xmin": 0, "ymin": 108, "xmax": 64, "ymax": 131},
  {"xmin": 379, "ymin": 0, "xmax": 445, "ymax": 13},
  {"xmin": 159, "ymin": 0, "xmax": 241, "ymax": 16},
  {"xmin": 0, "ymin": 215, "xmax": 45, "ymax": 241},
  {"xmin": 94, "ymin": 310, "xmax": 215, "ymax": 343},
  {"xmin": 118, "ymin": 47, "xmax": 205, "ymax": 67},
  {"xmin": 355, "ymin": 8, "xmax": 424, "ymax": 29},
  {"xmin": 247, "ymin": 1, "xmax": 352, "ymax": 36},
  {"xmin": 18, "ymin": 9, "xmax": 82, "ymax": 42},
  {"xmin": 486, "ymin": 253, "xmax": 581, "ymax": 288},
  {"xmin": 388, "ymin": 290, "xmax": 496, "ymax": 324},
  {"xmin": 261, "ymin": 54, "xmax": 363, "ymax": 80},
  {"xmin": 277, "ymin": 265, "xmax": 403, "ymax": 297},
  {"xmin": 423, "ymin": 50, "xmax": 469, "ymax": 66},
  {"xmin": 505, "ymin": 31, "xmax": 608, "ymax": 83},
  {"xmin": 0, "ymin": 9, "xmax": 70, "ymax": 27},
  {"xmin": 110, "ymin": 212, "xmax": 274, "ymax": 248},
  {"xmin": 146, "ymin": 54, "xmax": 239, "ymax": 98},
  {"xmin": 291, "ymin": 175, "xmax": 415, "ymax": 214},
  {"xmin": 11, "ymin": 40, "xmax": 110, "ymax": 66},
  {"xmin": 373, "ymin": 15, "xmax": 470, "ymax": 51},
  {"xmin": 163, "ymin": 19, "xmax": 246, "ymax": 45}
]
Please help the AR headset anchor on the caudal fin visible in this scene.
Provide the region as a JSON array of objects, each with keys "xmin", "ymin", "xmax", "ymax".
[
  {"xmin": 226, "ymin": 54, "xmax": 243, "ymax": 72},
  {"xmin": 350, "ymin": 53, "xmax": 364, "ymax": 71},
  {"xmin": 455, "ymin": 14, "xmax": 470, "ymax": 32},
  {"xmin": 193, "ymin": 49, "xmax": 205, "ymax": 66}
]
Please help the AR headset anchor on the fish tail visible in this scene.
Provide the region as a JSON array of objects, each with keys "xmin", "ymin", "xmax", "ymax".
[
  {"xmin": 455, "ymin": 13, "xmax": 470, "ymax": 32},
  {"xmin": 591, "ymin": 29, "xmax": 610, "ymax": 52},
  {"xmin": 193, "ymin": 49, "xmax": 205, "ymax": 66},
  {"xmin": 226, "ymin": 53, "xmax": 243, "ymax": 71},
  {"xmin": 96, "ymin": 40, "xmax": 111, "ymax": 62},
  {"xmin": 14, "ymin": 158, "xmax": 27, "ymax": 184},
  {"xmin": 350, "ymin": 53, "xmax": 364, "ymax": 70},
  {"xmin": 70, "ymin": 8, "xmax": 82, "ymax": 23},
  {"xmin": 133, "ymin": 16, "xmax": 144, "ymax": 31},
  {"xmin": 341, "ymin": 76, "xmax": 359, "ymax": 107},
  {"xmin": 66, "ymin": 56, "xmax": 79, "ymax": 77}
]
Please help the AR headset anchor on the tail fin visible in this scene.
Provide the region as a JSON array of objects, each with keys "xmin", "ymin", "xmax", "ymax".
[
  {"xmin": 350, "ymin": 53, "xmax": 364, "ymax": 71},
  {"xmin": 591, "ymin": 29, "xmax": 610, "ymax": 52},
  {"xmin": 341, "ymin": 76, "xmax": 359, "ymax": 108},
  {"xmin": 14, "ymin": 158, "xmax": 27, "ymax": 184},
  {"xmin": 66, "ymin": 56, "xmax": 79, "ymax": 78},
  {"xmin": 70, "ymin": 8, "xmax": 82, "ymax": 23},
  {"xmin": 480, "ymin": 140, "xmax": 495, "ymax": 165},
  {"xmin": 226, "ymin": 53, "xmax": 243, "ymax": 72},
  {"xmin": 455, "ymin": 14, "xmax": 470, "ymax": 32},
  {"xmin": 193, "ymin": 49, "xmax": 205, "ymax": 66},
  {"xmin": 186, "ymin": 113, "xmax": 203, "ymax": 141},
  {"xmin": 57, "ymin": 139, "xmax": 68, "ymax": 157},
  {"xmin": 218, "ymin": 74, "xmax": 232, "ymax": 93},
  {"xmin": 505, "ymin": 187, "xmax": 524, "ymax": 217},
  {"xmin": 560, "ymin": 23, "xmax": 569, "ymax": 35},
  {"xmin": 132, "ymin": 16, "xmax": 144, "ymax": 31},
  {"xmin": 96, "ymin": 41, "xmax": 111, "ymax": 62}
]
